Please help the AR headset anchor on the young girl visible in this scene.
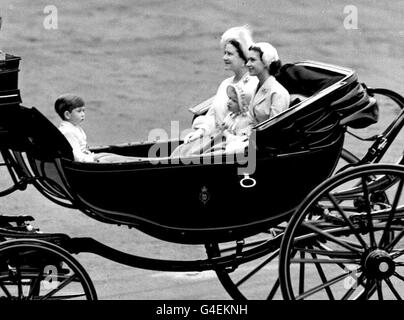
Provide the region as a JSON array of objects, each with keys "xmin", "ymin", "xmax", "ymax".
[
  {"xmin": 171, "ymin": 84, "xmax": 253, "ymax": 158},
  {"xmin": 214, "ymin": 83, "xmax": 254, "ymax": 154}
]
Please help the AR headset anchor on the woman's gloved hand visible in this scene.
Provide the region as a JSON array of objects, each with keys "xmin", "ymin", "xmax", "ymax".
[{"xmin": 183, "ymin": 128, "xmax": 205, "ymax": 143}]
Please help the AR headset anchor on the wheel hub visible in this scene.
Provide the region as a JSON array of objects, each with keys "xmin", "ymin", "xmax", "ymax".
[{"xmin": 363, "ymin": 249, "xmax": 395, "ymax": 279}]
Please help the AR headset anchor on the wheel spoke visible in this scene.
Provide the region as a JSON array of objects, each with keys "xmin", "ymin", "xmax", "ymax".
[
  {"xmin": 386, "ymin": 229, "xmax": 404, "ymax": 251},
  {"xmin": 0, "ymin": 281, "xmax": 12, "ymax": 298},
  {"xmin": 389, "ymin": 248, "xmax": 404, "ymax": 259},
  {"xmin": 294, "ymin": 246, "xmax": 359, "ymax": 258},
  {"xmin": 295, "ymin": 272, "xmax": 350, "ymax": 300},
  {"xmin": 291, "ymin": 258, "xmax": 360, "ymax": 264},
  {"xmin": 393, "ymin": 272, "xmax": 404, "ymax": 282},
  {"xmin": 309, "ymin": 249, "xmax": 334, "ymax": 300},
  {"xmin": 338, "ymin": 238, "xmax": 371, "ymax": 249},
  {"xmin": 341, "ymin": 273, "xmax": 365, "ymax": 300},
  {"xmin": 379, "ymin": 178, "xmax": 404, "ymax": 248},
  {"xmin": 39, "ymin": 274, "xmax": 77, "ymax": 300},
  {"xmin": 44, "ymin": 293, "xmax": 87, "ymax": 300},
  {"xmin": 266, "ymin": 278, "xmax": 280, "ymax": 300},
  {"xmin": 235, "ymin": 249, "xmax": 279, "ymax": 287},
  {"xmin": 384, "ymin": 278, "xmax": 402, "ymax": 300},
  {"xmin": 16, "ymin": 265, "xmax": 23, "ymax": 299},
  {"xmin": 361, "ymin": 176, "xmax": 377, "ymax": 248},
  {"xmin": 27, "ymin": 270, "xmax": 42, "ymax": 299},
  {"xmin": 314, "ymin": 242, "xmax": 361, "ymax": 273},
  {"xmin": 294, "ymin": 225, "xmax": 365, "ymax": 250},
  {"xmin": 376, "ymin": 280, "xmax": 383, "ymax": 300},
  {"xmin": 300, "ymin": 222, "xmax": 364, "ymax": 253},
  {"xmin": 327, "ymin": 193, "xmax": 368, "ymax": 249},
  {"xmin": 298, "ymin": 251, "xmax": 305, "ymax": 295},
  {"xmin": 361, "ymin": 279, "xmax": 376, "ymax": 300}
]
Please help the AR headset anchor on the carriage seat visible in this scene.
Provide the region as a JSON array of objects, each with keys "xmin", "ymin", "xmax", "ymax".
[
  {"xmin": 276, "ymin": 62, "xmax": 344, "ymax": 108},
  {"xmin": 5, "ymin": 105, "xmax": 75, "ymax": 161}
]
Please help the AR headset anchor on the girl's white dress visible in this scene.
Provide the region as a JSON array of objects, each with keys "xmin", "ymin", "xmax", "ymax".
[{"xmin": 171, "ymin": 110, "xmax": 254, "ymax": 158}]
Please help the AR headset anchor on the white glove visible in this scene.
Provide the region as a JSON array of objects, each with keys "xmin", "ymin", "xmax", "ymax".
[{"xmin": 184, "ymin": 128, "xmax": 205, "ymax": 143}]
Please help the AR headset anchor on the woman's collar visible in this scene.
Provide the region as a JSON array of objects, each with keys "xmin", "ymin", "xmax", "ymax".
[
  {"xmin": 233, "ymin": 70, "xmax": 251, "ymax": 84},
  {"xmin": 259, "ymin": 75, "xmax": 276, "ymax": 92},
  {"xmin": 61, "ymin": 120, "xmax": 79, "ymax": 128}
]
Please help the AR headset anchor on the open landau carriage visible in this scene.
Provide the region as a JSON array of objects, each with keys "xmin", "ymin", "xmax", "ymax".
[{"xmin": 1, "ymin": 52, "xmax": 404, "ymax": 300}]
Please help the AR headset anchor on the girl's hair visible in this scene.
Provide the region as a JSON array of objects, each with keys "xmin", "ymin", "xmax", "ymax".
[
  {"xmin": 227, "ymin": 39, "xmax": 248, "ymax": 63},
  {"xmin": 54, "ymin": 94, "xmax": 85, "ymax": 120},
  {"xmin": 249, "ymin": 45, "xmax": 282, "ymax": 76}
]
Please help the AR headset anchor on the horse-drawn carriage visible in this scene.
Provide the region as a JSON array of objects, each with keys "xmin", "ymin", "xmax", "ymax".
[{"xmin": 1, "ymin": 52, "xmax": 404, "ymax": 300}]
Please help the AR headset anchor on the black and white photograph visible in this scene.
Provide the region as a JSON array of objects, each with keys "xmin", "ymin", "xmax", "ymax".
[{"xmin": 1, "ymin": 0, "xmax": 404, "ymax": 309}]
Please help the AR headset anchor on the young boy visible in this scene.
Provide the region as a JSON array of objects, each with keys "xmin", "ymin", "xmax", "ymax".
[
  {"xmin": 55, "ymin": 93, "xmax": 135, "ymax": 163},
  {"xmin": 55, "ymin": 94, "xmax": 100, "ymax": 162}
]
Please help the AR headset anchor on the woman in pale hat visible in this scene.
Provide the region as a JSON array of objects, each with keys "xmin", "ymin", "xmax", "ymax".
[
  {"xmin": 246, "ymin": 42, "xmax": 290, "ymax": 124},
  {"xmin": 184, "ymin": 25, "xmax": 258, "ymax": 142}
]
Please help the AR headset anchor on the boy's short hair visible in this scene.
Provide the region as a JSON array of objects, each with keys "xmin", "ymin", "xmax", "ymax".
[{"xmin": 54, "ymin": 94, "xmax": 85, "ymax": 120}]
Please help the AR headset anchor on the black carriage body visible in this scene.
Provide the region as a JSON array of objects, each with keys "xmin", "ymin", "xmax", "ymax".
[
  {"xmin": 60, "ymin": 135, "xmax": 343, "ymax": 244},
  {"xmin": 0, "ymin": 58, "xmax": 372, "ymax": 245},
  {"xmin": 0, "ymin": 55, "xmax": 22, "ymax": 146},
  {"xmin": 0, "ymin": 54, "xmax": 20, "ymax": 92}
]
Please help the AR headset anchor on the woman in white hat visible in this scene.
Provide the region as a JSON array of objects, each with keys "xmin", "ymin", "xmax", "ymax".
[
  {"xmin": 184, "ymin": 25, "xmax": 258, "ymax": 142},
  {"xmin": 246, "ymin": 42, "xmax": 290, "ymax": 124}
]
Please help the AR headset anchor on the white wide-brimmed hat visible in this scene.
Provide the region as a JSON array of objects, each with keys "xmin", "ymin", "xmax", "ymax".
[
  {"xmin": 220, "ymin": 25, "xmax": 254, "ymax": 60},
  {"xmin": 250, "ymin": 42, "xmax": 279, "ymax": 68}
]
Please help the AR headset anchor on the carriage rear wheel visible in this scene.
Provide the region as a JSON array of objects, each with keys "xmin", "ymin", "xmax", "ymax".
[
  {"xmin": 0, "ymin": 239, "xmax": 97, "ymax": 300},
  {"xmin": 279, "ymin": 164, "xmax": 404, "ymax": 300}
]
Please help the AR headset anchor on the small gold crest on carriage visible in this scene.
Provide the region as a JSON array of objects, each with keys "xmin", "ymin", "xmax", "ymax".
[{"xmin": 199, "ymin": 186, "xmax": 210, "ymax": 205}]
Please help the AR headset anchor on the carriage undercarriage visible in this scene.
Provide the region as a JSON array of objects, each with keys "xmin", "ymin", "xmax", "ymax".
[{"xmin": 1, "ymin": 54, "xmax": 404, "ymax": 300}]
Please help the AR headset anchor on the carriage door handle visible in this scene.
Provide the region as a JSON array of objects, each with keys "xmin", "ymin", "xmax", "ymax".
[{"xmin": 240, "ymin": 174, "xmax": 256, "ymax": 188}]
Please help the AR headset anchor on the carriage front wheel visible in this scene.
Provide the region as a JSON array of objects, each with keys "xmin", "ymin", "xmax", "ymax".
[
  {"xmin": 0, "ymin": 238, "xmax": 97, "ymax": 300},
  {"xmin": 279, "ymin": 163, "xmax": 404, "ymax": 300}
]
